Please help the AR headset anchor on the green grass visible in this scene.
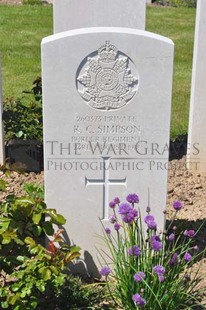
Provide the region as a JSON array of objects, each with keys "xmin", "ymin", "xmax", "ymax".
[
  {"xmin": 0, "ymin": 5, "xmax": 53, "ymax": 98},
  {"xmin": 146, "ymin": 6, "xmax": 196, "ymax": 137},
  {"xmin": 0, "ymin": 4, "xmax": 196, "ymax": 138}
]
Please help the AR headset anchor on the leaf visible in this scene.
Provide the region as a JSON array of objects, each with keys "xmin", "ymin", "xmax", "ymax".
[
  {"xmin": 65, "ymin": 251, "xmax": 80, "ymax": 262},
  {"xmin": 39, "ymin": 267, "xmax": 51, "ymax": 281},
  {"xmin": 11, "ymin": 283, "xmax": 22, "ymax": 294},
  {"xmin": 24, "ymin": 236, "xmax": 36, "ymax": 246},
  {"xmin": 49, "ymin": 266, "xmax": 58, "ymax": 275},
  {"xmin": 33, "ymin": 225, "xmax": 42, "ymax": 237},
  {"xmin": 42, "ymin": 221, "xmax": 54, "ymax": 236},
  {"xmin": 32, "ymin": 212, "xmax": 42, "ymax": 225},
  {"xmin": 0, "ymin": 179, "xmax": 7, "ymax": 192},
  {"xmin": 31, "ymin": 301, "xmax": 38, "ymax": 309},
  {"xmin": 15, "ymin": 131, "xmax": 23, "ymax": 138},
  {"xmin": 30, "ymin": 245, "xmax": 40, "ymax": 255},
  {"xmin": 2, "ymin": 236, "xmax": 11, "ymax": 244},
  {"xmin": 15, "ymin": 197, "xmax": 35, "ymax": 206},
  {"xmin": 1, "ymin": 301, "xmax": 9, "ymax": 309},
  {"xmin": 53, "ymin": 237, "xmax": 64, "ymax": 243},
  {"xmin": 36, "ymin": 282, "xmax": 45, "ymax": 293},
  {"xmin": 70, "ymin": 245, "xmax": 81, "ymax": 253},
  {"xmin": 43, "ymin": 209, "xmax": 66, "ymax": 225}
]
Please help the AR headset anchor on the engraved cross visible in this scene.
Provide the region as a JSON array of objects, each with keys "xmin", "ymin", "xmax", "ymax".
[{"xmin": 85, "ymin": 157, "xmax": 127, "ymax": 220}]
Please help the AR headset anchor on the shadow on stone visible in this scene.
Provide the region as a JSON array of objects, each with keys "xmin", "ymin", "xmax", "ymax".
[{"xmin": 169, "ymin": 134, "xmax": 188, "ymax": 161}]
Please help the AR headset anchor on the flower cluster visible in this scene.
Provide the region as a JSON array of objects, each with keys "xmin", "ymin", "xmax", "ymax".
[
  {"xmin": 128, "ymin": 245, "xmax": 141, "ymax": 257},
  {"xmin": 119, "ymin": 203, "xmax": 138, "ymax": 224},
  {"xmin": 99, "ymin": 195, "xmax": 201, "ymax": 309},
  {"xmin": 153, "ymin": 265, "xmax": 166, "ymax": 282},
  {"xmin": 144, "ymin": 214, "xmax": 157, "ymax": 230},
  {"xmin": 132, "ymin": 293, "xmax": 146, "ymax": 307}
]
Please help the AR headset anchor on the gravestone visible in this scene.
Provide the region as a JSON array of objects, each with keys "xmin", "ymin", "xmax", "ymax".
[
  {"xmin": 42, "ymin": 27, "xmax": 174, "ymax": 276},
  {"xmin": 0, "ymin": 57, "xmax": 5, "ymax": 166},
  {"xmin": 53, "ymin": 0, "xmax": 146, "ymax": 33},
  {"xmin": 187, "ymin": 0, "xmax": 206, "ymax": 172}
]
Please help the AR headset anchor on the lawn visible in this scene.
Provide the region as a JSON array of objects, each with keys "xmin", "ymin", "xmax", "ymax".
[{"xmin": 0, "ymin": 4, "xmax": 196, "ymax": 138}]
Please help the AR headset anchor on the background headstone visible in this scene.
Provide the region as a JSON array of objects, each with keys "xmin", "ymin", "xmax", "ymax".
[
  {"xmin": 42, "ymin": 27, "xmax": 174, "ymax": 276},
  {"xmin": 187, "ymin": 0, "xmax": 206, "ymax": 172},
  {"xmin": 53, "ymin": 0, "xmax": 146, "ymax": 33},
  {"xmin": 0, "ymin": 56, "xmax": 5, "ymax": 166}
]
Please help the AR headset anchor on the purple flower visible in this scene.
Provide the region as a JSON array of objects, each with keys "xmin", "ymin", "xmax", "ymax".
[
  {"xmin": 105, "ymin": 228, "xmax": 111, "ymax": 234},
  {"xmin": 158, "ymin": 275, "xmax": 165, "ymax": 282},
  {"xmin": 146, "ymin": 206, "xmax": 151, "ymax": 213},
  {"xmin": 114, "ymin": 222, "xmax": 120, "ymax": 231},
  {"xmin": 122, "ymin": 208, "xmax": 138, "ymax": 223},
  {"xmin": 119, "ymin": 203, "xmax": 132, "ymax": 215},
  {"xmin": 119, "ymin": 203, "xmax": 138, "ymax": 224},
  {"xmin": 133, "ymin": 271, "xmax": 145, "ymax": 283},
  {"xmin": 113, "ymin": 197, "xmax": 120, "ymax": 204},
  {"xmin": 109, "ymin": 201, "xmax": 116, "ymax": 208},
  {"xmin": 109, "ymin": 215, "xmax": 116, "ymax": 224},
  {"xmin": 193, "ymin": 245, "xmax": 199, "ymax": 251},
  {"xmin": 169, "ymin": 253, "xmax": 179, "ymax": 266},
  {"xmin": 126, "ymin": 193, "xmax": 139, "ymax": 204},
  {"xmin": 151, "ymin": 235, "xmax": 162, "ymax": 252},
  {"xmin": 153, "ymin": 265, "xmax": 166, "ymax": 275},
  {"xmin": 184, "ymin": 252, "xmax": 192, "ymax": 262},
  {"xmin": 167, "ymin": 233, "xmax": 175, "ymax": 241},
  {"xmin": 184, "ymin": 230, "xmax": 195, "ymax": 238},
  {"xmin": 144, "ymin": 215, "xmax": 155, "ymax": 224},
  {"xmin": 173, "ymin": 200, "xmax": 183, "ymax": 211},
  {"xmin": 147, "ymin": 220, "xmax": 157, "ymax": 230},
  {"xmin": 128, "ymin": 245, "xmax": 141, "ymax": 257},
  {"xmin": 131, "ymin": 208, "xmax": 138, "ymax": 217},
  {"xmin": 132, "ymin": 294, "xmax": 146, "ymax": 307},
  {"xmin": 122, "ymin": 214, "xmax": 133, "ymax": 224},
  {"xmin": 99, "ymin": 266, "xmax": 111, "ymax": 276}
]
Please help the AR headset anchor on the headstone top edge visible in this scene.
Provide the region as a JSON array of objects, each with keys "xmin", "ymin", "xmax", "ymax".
[{"xmin": 42, "ymin": 27, "xmax": 174, "ymax": 46}]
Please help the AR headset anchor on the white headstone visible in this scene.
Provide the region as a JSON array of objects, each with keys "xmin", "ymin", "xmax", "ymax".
[
  {"xmin": 0, "ymin": 56, "xmax": 5, "ymax": 166},
  {"xmin": 187, "ymin": 0, "xmax": 206, "ymax": 172},
  {"xmin": 53, "ymin": 0, "xmax": 146, "ymax": 33},
  {"xmin": 42, "ymin": 28, "xmax": 174, "ymax": 276}
]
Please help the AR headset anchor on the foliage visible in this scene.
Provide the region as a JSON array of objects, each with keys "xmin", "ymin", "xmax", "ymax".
[
  {"xmin": 99, "ymin": 194, "xmax": 205, "ymax": 309},
  {"xmin": 0, "ymin": 183, "xmax": 81, "ymax": 309},
  {"xmin": 23, "ymin": 77, "xmax": 42, "ymax": 103},
  {"xmin": 3, "ymin": 78, "xmax": 43, "ymax": 142},
  {"xmin": 39, "ymin": 276, "xmax": 107, "ymax": 309},
  {"xmin": 0, "ymin": 179, "xmax": 7, "ymax": 192},
  {"xmin": 22, "ymin": 0, "xmax": 43, "ymax": 4},
  {"xmin": 153, "ymin": 0, "xmax": 196, "ymax": 7}
]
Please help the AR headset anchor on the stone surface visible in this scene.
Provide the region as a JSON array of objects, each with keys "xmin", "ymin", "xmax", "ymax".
[
  {"xmin": 0, "ymin": 57, "xmax": 5, "ymax": 166},
  {"xmin": 53, "ymin": 0, "xmax": 146, "ymax": 33},
  {"xmin": 187, "ymin": 0, "xmax": 206, "ymax": 172},
  {"xmin": 42, "ymin": 27, "xmax": 174, "ymax": 276}
]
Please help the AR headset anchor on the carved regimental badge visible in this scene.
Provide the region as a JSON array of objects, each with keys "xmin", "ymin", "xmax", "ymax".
[{"xmin": 76, "ymin": 41, "xmax": 139, "ymax": 110}]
